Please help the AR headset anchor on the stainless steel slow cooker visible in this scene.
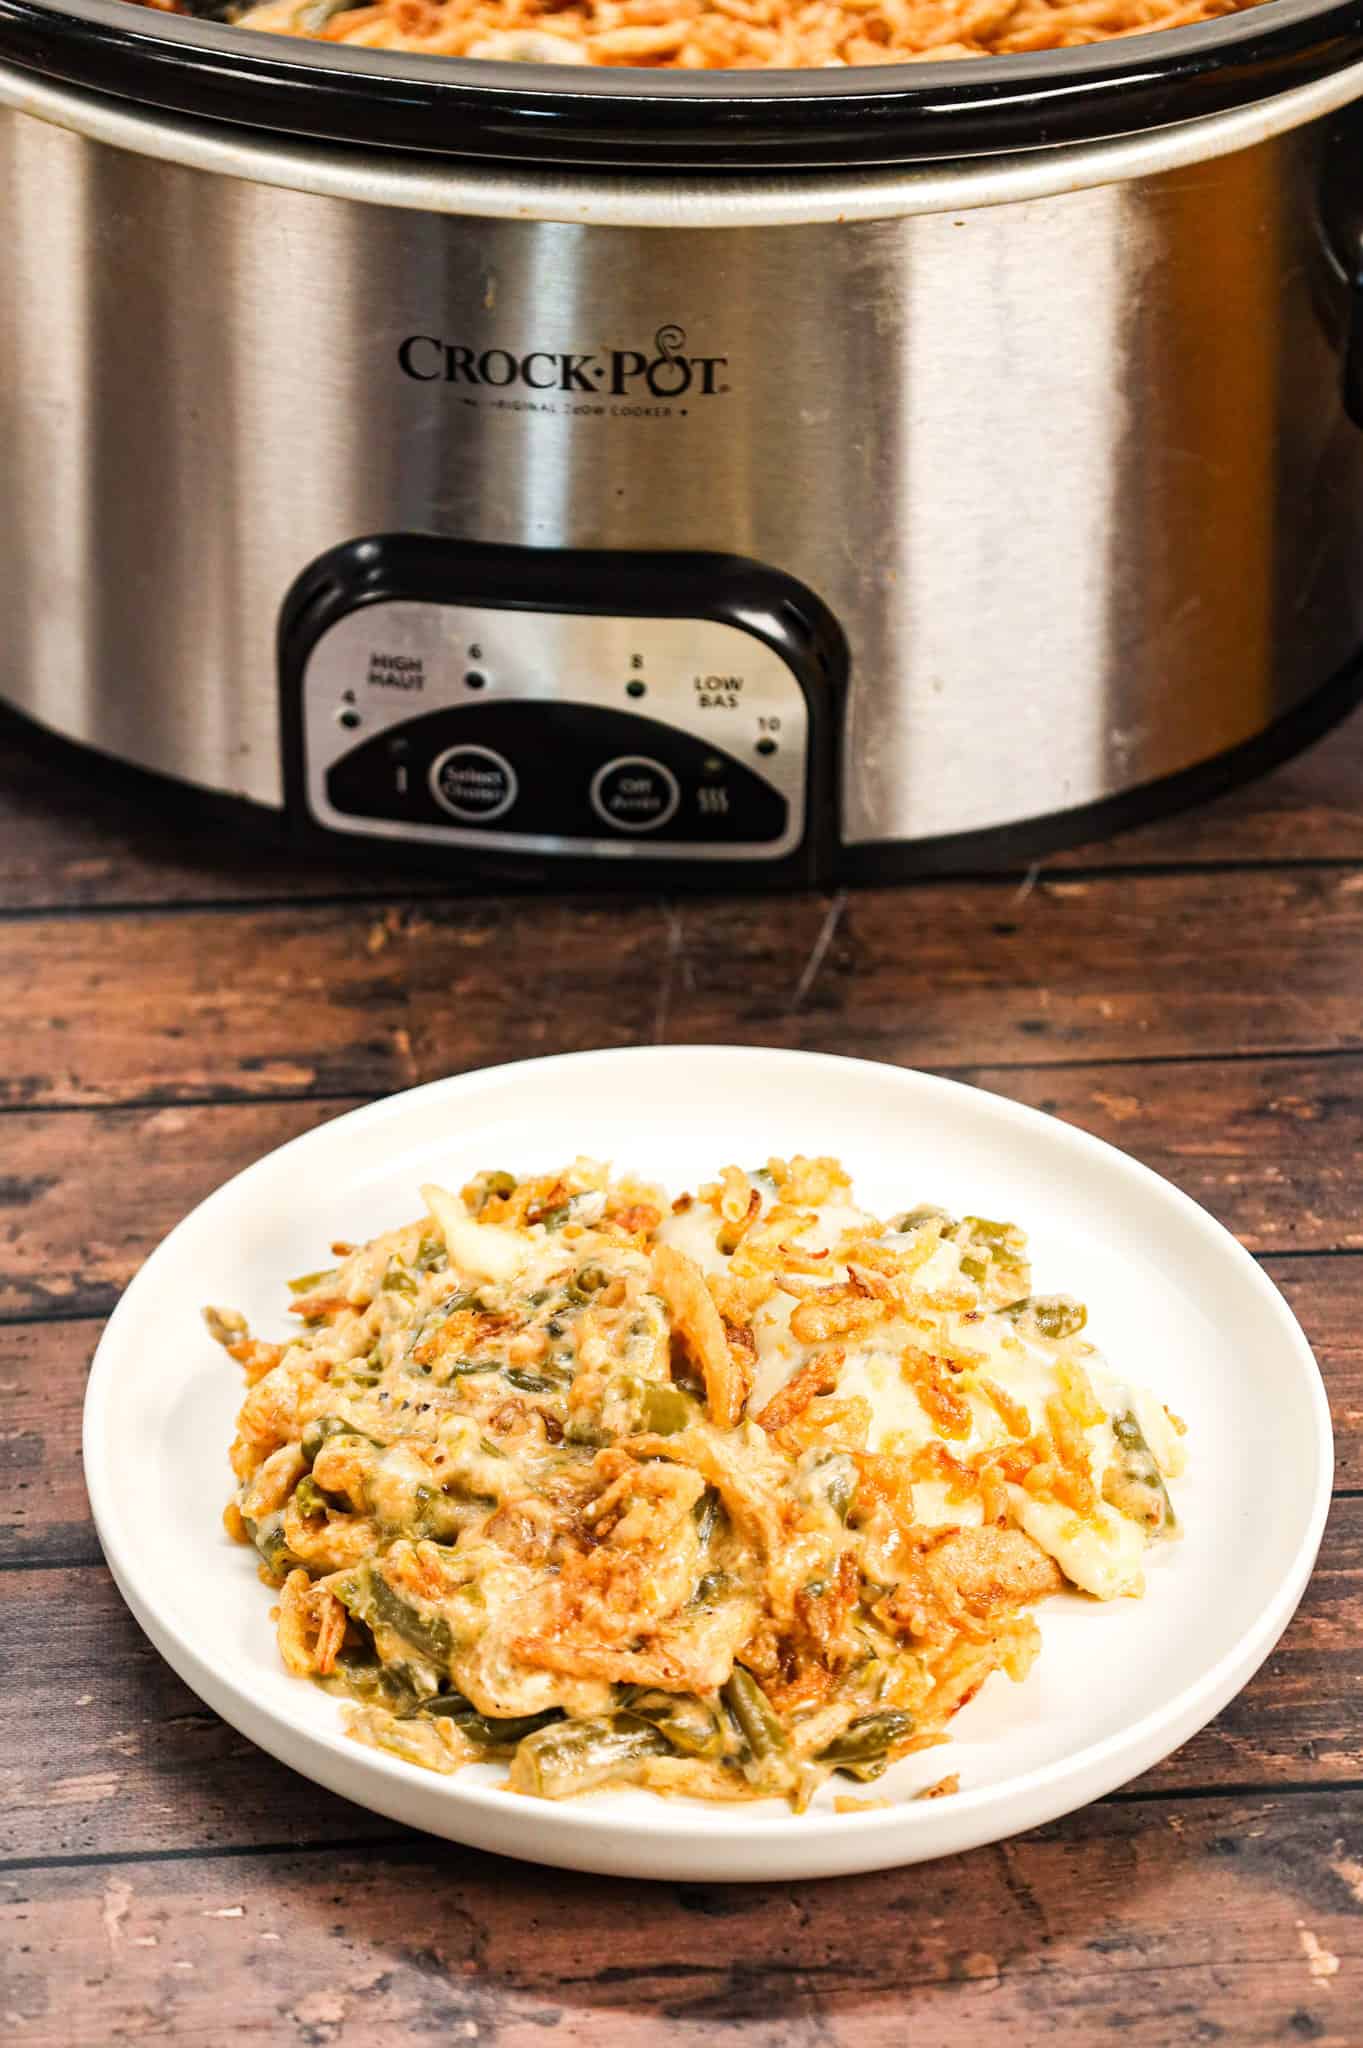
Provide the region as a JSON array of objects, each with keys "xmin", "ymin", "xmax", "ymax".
[{"xmin": 6, "ymin": 0, "xmax": 1363, "ymax": 884}]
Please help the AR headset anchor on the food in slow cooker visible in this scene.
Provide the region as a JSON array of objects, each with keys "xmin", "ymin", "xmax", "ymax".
[
  {"xmin": 209, "ymin": 1153, "xmax": 1187, "ymax": 1804},
  {"xmin": 139, "ymin": 0, "xmax": 1266, "ymax": 65}
]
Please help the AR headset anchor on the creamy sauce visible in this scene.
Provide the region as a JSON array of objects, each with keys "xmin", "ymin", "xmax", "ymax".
[
  {"xmin": 664, "ymin": 1178, "xmax": 1180, "ymax": 1599},
  {"xmin": 223, "ymin": 1154, "xmax": 1186, "ymax": 1805}
]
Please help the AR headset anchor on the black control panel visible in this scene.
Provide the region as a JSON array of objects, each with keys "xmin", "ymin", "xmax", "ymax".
[
  {"xmin": 325, "ymin": 700, "xmax": 789, "ymax": 846},
  {"xmin": 279, "ymin": 537, "xmax": 846, "ymax": 887}
]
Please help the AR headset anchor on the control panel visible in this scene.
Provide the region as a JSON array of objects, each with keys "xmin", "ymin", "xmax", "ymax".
[{"xmin": 279, "ymin": 539, "xmax": 844, "ymax": 881}]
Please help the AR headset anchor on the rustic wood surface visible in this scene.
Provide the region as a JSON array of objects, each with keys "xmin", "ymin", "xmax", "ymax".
[{"xmin": 3, "ymin": 700, "xmax": 1363, "ymax": 2044}]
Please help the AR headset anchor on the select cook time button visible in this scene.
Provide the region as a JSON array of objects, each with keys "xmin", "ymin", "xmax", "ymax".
[
  {"xmin": 429, "ymin": 744, "xmax": 518, "ymax": 823},
  {"xmin": 590, "ymin": 756, "xmax": 681, "ymax": 834}
]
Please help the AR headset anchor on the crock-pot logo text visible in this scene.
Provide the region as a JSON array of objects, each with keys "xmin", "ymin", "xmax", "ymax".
[{"xmin": 397, "ymin": 324, "xmax": 729, "ymax": 399}]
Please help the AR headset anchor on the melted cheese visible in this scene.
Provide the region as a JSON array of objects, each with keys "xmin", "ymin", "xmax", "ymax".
[
  {"xmin": 421, "ymin": 1183, "xmax": 533, "ymax": 1284},
  {"xmin": 694, "ymin": 1186, "xmax": 1179, "ymax": 1600}
]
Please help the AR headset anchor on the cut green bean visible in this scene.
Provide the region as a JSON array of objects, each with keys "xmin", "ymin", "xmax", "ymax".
[
  {"xmin": 564, "ymin": 1417, "xmax": 614, "ymax": 1448},
  {"xmin": 508, "ymin": 1714, "xmax": 669, "ymax": 1799},
  {"xmin": 300, "ymin": 1414, "xmax": 367, "ymax": 1466},
  {"xmin": 368, "ymin": 1573, "xmax": 454, "ymax": 1663},
  {"xmin": 962, "ymin": 1215, "xmax": 1022, "ymax": 1251},
  {"xmin": 287, "ymin": 1268, "xmax": 334, "ymax": 1296},
  {"xmin": 344, "ymin": 1351, "xmax": 384, "ymax": 1387},
  {"xmin": 566, "ymin": 1264, "xmax": 609, "ymax": 1304},
  {"xmin": 298, "ymin": 0, "xmax": 368, "ymax": 28},
  {"xmin": 203, "ymin": 1305, "xmax": 248, "ymax": 1347},
  {"xmin": 998, "ymin": 1295, "xmax": 1087, "ymax": 1341},
  {"xmin": 440, "ymin": 1290, "xmax": 485, "ymax": 1315},
  {"xmin": 817, "ymin": 1709, "xmax": 914, "ymax": 1771},
  {"xmin": 895, "ymin": 1205, "xmax": 954, "ymax": 1233},
  {"xmin": 817, "ymin": 1453, "xmax": 858, "ymax": 1521},
  {"xmin": 1104, "ymin": 1408, "xmax": 1176, "ymax": 1535},
  {"xmin": 292, "ymin": 1475, "xmax": 330, "ymax": 1519},
  {"xmin": 692, "ymin": 1486, "xmax": 724, "ymax": 1547},
  {"xmin": 641, "ymin": 1383, "xmax": 699, "ymax": 1435},
  {"xmin": 252, "ymin": 1521, "xmax": 298, "ymax": 1576},
  {"xmin": 623, "ymin": 1689, "xmax": 724, "ymax": 1759},
  {"xmin": 722, "ymin": 1667, "xmax": 795, "ymax": 1790},
  {"xmin": 327, "ymin": 1647, "xmax": 425, "ymax": 1714},
  {"xmin": 409, "ymin": 1697, "xmax": 563, "ymax": 1746}
]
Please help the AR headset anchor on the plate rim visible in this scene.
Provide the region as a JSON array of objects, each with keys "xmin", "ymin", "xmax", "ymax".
[{"xmin": 82, "ymin": 1045, "xmax": 1335, "ymax": 1873}]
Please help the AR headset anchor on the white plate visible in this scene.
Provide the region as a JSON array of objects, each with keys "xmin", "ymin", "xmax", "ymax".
[{"xmin": 84, "ymin": 1046, "xmax": 1332, "ymax": 1882}]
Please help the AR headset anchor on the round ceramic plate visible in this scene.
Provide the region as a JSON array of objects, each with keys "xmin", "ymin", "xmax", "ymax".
[{"xmin": 84, "ymin": 1046, "xmax": 1332, "ymax": 1882}]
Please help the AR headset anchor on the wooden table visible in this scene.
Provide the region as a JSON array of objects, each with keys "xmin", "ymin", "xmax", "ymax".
[{"xmin": 5, "ymin": 700, "xmax": 1363, "ymax": 2047}]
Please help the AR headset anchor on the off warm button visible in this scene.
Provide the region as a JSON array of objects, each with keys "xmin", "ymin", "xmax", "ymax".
[
  {"xmin": 590, "ymin": 756, "xmax": 681, "ymax": 834},
  {"xmin": 429, "ymin": 744, "xmax": 518, "ymax": 822}
]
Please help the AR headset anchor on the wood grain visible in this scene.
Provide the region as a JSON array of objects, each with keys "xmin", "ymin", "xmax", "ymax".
[
  {"xmin": 0, "ymin": 711, "xmax": 448, "ymax": 915},
  {"xmin": 0, "ymin": 1101, "xmax": 351, "ymax": 1320},
  {"xmin": 7, "ymin": 872, "xmax": 1358, "ymax": 1114},
  {"xmin": 3, "ymin": 870, "xmax": 1363, "ymax": 1109},
  {"xmin": 4, "ymin": 701, "xmax": 1363, "ymax": 913},
  {"xmin": 6, "ymin": 1791, "xmax": 1363, "ymax": 2046},
  {"xmin": 0, "ymin": 1317, "xmax": 101, "ymax": 1567}
]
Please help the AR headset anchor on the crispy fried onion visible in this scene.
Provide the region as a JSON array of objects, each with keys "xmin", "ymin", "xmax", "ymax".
[
  {"xmin": 875, "ymin": 1525, "xmax": 1062, "ymax": 1647},
  {"xmin": 227, "ymin": 1338, "xmax": 286, "ymax": 1386},
  {"xmin": 630, "ymin": 1426, "xmax": 789, "ymax": 1556},
  {"xmin": 787, "ymin": 1272, "xmax": 889, "ymax": 1345},
  {"xmin": 276, "ymin": 1567, "xmax": 347, "ymax": 1677},
  {"xmin": 509, "ymin": 1453, "xmax": 750, "ymax": 1690},
  {"xmin": 718, "ymin": 1186, "xmax": 762, "ymax": 1255},
  {"xmin": 754, "ymin": 1349, "xmax": 844, "ymax": 1441},
  {"xmin": 651, "ymin": 1244, "xmax": 753, "ymax": 1427},
  {"xmin": 240, "ymin": 1441, "xmax": 307, "ymax": 1522}
]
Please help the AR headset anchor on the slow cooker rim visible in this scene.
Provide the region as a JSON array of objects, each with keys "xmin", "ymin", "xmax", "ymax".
[
  {"xmin": 4, "ymin": 0, "xmax": 1363, "ymax": 166},
  {"xmin": 8, "ymin": 40, "xmax": 1363, "ymax": 219}
]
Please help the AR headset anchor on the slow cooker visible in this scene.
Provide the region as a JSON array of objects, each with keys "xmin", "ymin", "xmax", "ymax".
[{"xmin": 6, "ymin": 0, "xmax": 1363, "ymax": 886}]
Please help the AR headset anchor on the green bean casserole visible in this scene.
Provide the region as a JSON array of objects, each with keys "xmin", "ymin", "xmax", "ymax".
[{"xmin": 210, "ymin": 1155, "xmax": 1186, "ymax": 1806}]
